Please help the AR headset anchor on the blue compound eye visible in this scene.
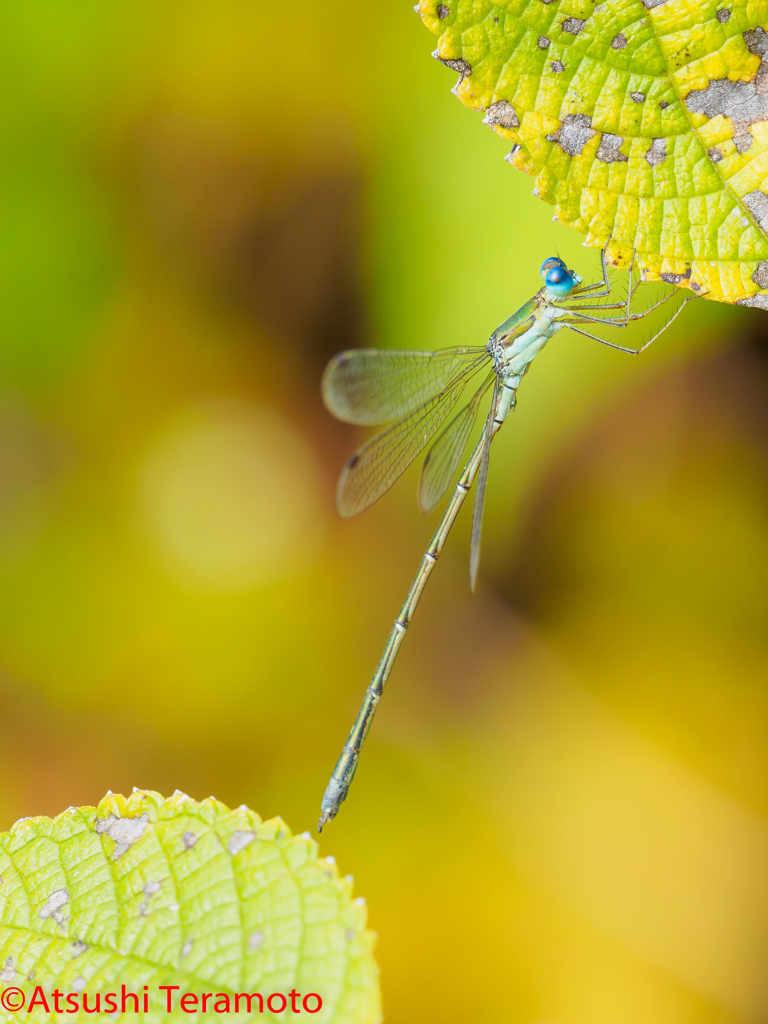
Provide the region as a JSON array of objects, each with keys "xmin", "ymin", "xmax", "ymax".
[
  {"xmin": 540, "ymin": 256, "xmax": 566, "ymax": 281},
  {"xmin": 545, "ymin": 265, "xmax": 575, "ymax": 296}
]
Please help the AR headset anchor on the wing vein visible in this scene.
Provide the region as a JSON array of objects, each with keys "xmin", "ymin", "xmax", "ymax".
[
  {"xmin": 336, "ymin": 354, "xmax": 490, "ymax": 517},
  {"xmin": 322, "ymin": 347, "xmax": 488, "ymax": 425}
]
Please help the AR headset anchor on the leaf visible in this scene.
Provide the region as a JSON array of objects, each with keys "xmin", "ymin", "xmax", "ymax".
[
  {"xmin": 417, "ymin": 0, "xmax": 768, "ymax": 307},
  {"xmin": 0, "ymin": 791, "xmax": 381, "ymax": 1023}
]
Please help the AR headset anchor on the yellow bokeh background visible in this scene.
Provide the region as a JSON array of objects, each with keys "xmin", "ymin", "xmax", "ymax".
[{"xmin": 1, "ymin": 3, "xmax": 766, "ymax": 1023}]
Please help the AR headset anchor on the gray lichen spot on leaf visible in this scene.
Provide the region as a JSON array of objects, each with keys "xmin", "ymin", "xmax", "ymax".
[
  {"xmin": 596, "ymin": 132, "xmax": 628, "ymax": 163},
  {"xmin": 483, "ymin": 100, "xmax": 519, "ymax": 129},
  {"xmin": 139, "ymin": 880, "xmax": 161, "ymax": 915},
  {"xmin": 642, "ymin": 0, "xmax": 668, "ymax": 7},
  {"xmin": 71, "ymin": 941, "xmax": 87, "ymax": 958},
  {"xmin": 631, "ymin": 91, "xmax": 646, "ymax": 103},
  {"xmin": 686, "ymin": 34, "xmax": 768, "ymax": 155},
  {"xmin": 436, "ymin": 3, "xmax": 450, "ymax": 16},
  {"xmin": 1, "ymin": 958, "xmax": 14, "ymax": 983},
  {"xmin": 227, "ymin": 830, "xmax": 256, "ymax": 855},
  {"xmin": 538, "ymin": 35, "xmax": 551, "ymax": 49},
  {"xmin": 39, "ymin": 888, "xmax": 69, "ymax": 924},
  {"xmin": 743, "ymin": 26, "xmax": 768, "ymax": 55},
  {"xmin": 248, "ymin": 931, "xmax": 264, "ymax": 952},
  {"xmin": 182, "ymin": 938, "xmax": 194, "ymax": 958},
  {"xmin": 562, "ymin": 17, "xmax": 585, "ymax": 33},
  {"xmin": 547, "ymin": 113, "xmax": 596, "ymax": 155},
  {"xmin": 645, "ymin": 137, "xmax": 667, "ymax": 166},
  {"xmin": 707, "ymin": 145, "xmax": 724, "ymax": 161},
  {"xmin": 660, "ymin": 268, "xmax": 691, "ymax": 283},
  {"xmin": 95, "ymin": 813, "xmax": 150, "ymax": 859},
  {"xmin": 505, "ymin": 144, "xmax": 522, "ymax": 162},
  {"xmin": 551, "ymin": 60, "xmax": 565, "ymax": 73},
  {"xmin": 737, "ymin": 293, "xmax": 768, "ymax": 308},
  {"xmin": 716, "ymin": 7, "xmax": 731, "ymax": 20},
  {"xmin": 743, "ymin": 190, "xmax": 768, "ymax": 230},
  {"xmin": 432, "ymin": 51, "xmax": 472, "ymax": 78},
  {"xmin": 611, "ymin": 33, "xmax": 627, "ymax": 49},
  {"xmin": 752, "ymin": 261, "xmax": 768, "ymax": 288},
  {"xmin": 659, "ymin": 100, "xmax": 670, "ymax": 108},
  {"xmin": 182, "ymin": 830, "xmax": 197, "ymax": 850}
]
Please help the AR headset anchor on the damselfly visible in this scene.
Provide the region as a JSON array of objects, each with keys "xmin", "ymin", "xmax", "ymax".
[{"xmin": 318, "ymin": 250, "xmax": 695, "ymax": 830}]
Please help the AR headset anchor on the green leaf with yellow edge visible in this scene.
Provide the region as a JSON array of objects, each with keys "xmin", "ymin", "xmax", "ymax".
[
  {"xmin": 0, "ymin": 790, "xmax": 381, "ymax": 1023},
  {"xmin": 418, "ymin": 0, "xmax": 768, "ymax": 307}
]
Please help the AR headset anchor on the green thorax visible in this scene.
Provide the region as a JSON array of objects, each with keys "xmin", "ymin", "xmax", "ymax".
[{"xmin": 488, "ymin": 296, "xmax": 538, "ymax": 347}]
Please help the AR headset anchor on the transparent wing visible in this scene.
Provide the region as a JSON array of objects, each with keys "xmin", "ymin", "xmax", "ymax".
[
  {"xmin": 322, "ymin": 347, "xmax": 488, "ymax": 426},
  {"xmin": 337, "ymin": 371, "xmax": 481, "ymax": 518},
  {"xmin": 418, "ymin": 372, "xmax": 495, "ymax": 514}
]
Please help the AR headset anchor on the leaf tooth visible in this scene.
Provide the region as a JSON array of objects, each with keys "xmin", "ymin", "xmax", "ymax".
[{"xmin": 255, "ymin": 815, "xmax": 290, "ymax": 841}]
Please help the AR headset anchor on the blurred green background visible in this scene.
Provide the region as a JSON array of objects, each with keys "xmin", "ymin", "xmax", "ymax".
[{"xmin": 2, "ymin": 3, "xmax": 768, "ymax": 1023}]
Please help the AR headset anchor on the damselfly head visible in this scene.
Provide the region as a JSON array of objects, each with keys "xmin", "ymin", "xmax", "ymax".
[
  {"xmin": 543, "ymin": 263, "xmax": 576, "ymax": 297},
  {"xmin": 540, "ymin": 256, "xmax": 566, "ymax": 280}
]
